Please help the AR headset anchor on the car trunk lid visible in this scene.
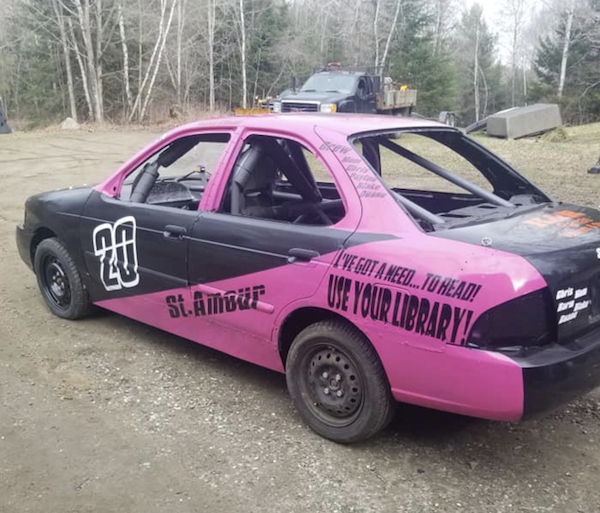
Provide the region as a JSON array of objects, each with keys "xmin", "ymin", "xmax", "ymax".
[{"xmin": 432, "ymin": 203, "xmax": 600, "ymax": 343}]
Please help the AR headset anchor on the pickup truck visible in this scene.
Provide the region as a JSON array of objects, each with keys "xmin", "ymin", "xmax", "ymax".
[{"xmin": 271, "ymin": 65, "xmax": 417, "ymax": 116}]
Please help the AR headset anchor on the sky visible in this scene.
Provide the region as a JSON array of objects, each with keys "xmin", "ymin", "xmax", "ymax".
[
  {"xmin": 466, "ymin": 0, "xmax": 530, "ymax": 63},
  {"xmin": 468, "ymin": 0, "xmax": 503, "ymax": 24}
]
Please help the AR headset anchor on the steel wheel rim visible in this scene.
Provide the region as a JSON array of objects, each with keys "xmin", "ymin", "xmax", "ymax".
[
  {"xmin": 299, "ymin": 341, "xmax": 365, "ymax": 428},
  {"xmin": 41, "ymin": 256, "xmax": 71, "ymax": 310}
]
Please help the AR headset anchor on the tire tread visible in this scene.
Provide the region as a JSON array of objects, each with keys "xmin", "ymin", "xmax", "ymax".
[
  {"xmin": 286, "ymin": 319, "xmax": 395, "ymax": 443},
  {"xmin": 34, "ymin": 238, "xmax": 92, "ymax": 320}
]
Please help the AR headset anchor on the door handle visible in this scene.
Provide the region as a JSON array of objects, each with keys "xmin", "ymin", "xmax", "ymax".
[
  {"xmin": 288, "ymin": 248, "xmax": 320, "ymax": 263},
  {"xmin": 163, "ymin": 224, "xmax": 187, "ymax": 240}
]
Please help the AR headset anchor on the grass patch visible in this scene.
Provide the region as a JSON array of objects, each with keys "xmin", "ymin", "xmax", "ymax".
[{"xmin": 540, "ymin": 127, "xmax": 569, "ymax": 143}]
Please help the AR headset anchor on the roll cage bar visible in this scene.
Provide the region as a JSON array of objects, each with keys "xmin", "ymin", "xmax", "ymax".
[
  {"xmin": 376, "ymin": 136, "xmax": 516, "ymax": 209},
  {"xmin": 351, "ymin": 128, "xmax": 553, "ymax": 230}
]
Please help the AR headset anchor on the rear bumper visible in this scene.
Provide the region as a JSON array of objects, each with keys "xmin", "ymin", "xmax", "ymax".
[
  {"xmin": 511, "ymin": 330, "xmax": 600, "ymax": 418},
  {"xmin": 16, "ymin": 223, "xmax": 34, "ymax": 270}
]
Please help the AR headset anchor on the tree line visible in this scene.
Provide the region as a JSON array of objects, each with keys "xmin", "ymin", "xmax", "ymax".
[{"xmin": 0, "ymin": 0, "xmax": 599, "ymax": 127}]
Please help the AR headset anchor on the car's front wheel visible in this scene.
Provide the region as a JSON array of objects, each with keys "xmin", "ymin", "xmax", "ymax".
[
  {"xmin": 34, "ymin": 238, "xmax": 91, "ymax": 320},
  {"xmin": 286, "ymin": 320, "xmax": 396, "ymax": 443}
]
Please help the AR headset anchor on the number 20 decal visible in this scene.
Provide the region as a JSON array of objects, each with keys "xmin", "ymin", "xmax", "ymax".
[{"xmin": 93, "ymin": 216, "xmax": 140, "ymax": 291}]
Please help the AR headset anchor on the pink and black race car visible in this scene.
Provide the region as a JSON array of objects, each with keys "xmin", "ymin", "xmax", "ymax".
[{"xmin": 16, "ymin": 114, "xmax": 600, "ymax": 442}]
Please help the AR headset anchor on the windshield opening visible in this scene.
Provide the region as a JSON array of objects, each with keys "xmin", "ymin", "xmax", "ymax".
[
  {"xmin": 300, "ymin": 73, "xmax": 357, "ymax": 94},
  {"xmin": 351, "ymin": 129, "xmax": 550, "ymax": 232}
]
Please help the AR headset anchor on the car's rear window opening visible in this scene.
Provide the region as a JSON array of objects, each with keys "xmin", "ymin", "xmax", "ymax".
[{"xmin": 352, "ymin": 129, "xmax": 550, "ymax": 232}]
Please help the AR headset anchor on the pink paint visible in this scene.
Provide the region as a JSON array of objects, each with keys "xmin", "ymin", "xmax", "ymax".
[
  {"xmin": 98, "ymin": 233, "xmax": 543, "ymax": 421},
  {"xmin": 306, "ymin": 238, "xmax": 543, "ymax": 421},
  {"xmin": 92, "ymin": 114, "xmax": 550, "ymax": 421}
]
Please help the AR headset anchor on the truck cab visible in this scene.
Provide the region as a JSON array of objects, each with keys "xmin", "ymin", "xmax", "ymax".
[
  {"xmin": 271, "ymin": 69, "xmax": 376, "ymax": 114},
  {"xmin": 271, "ymin": 65, "xmax": 416, "ymax": 116}
]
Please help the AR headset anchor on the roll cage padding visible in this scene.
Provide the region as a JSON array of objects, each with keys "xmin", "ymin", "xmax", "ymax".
[
  {"xmin": 260, "ymin": 137, "xmax": 322, "ymax": 204},
  {"xmin": 361, "ymin": 139, "xmax": 381, "ymax": 174},
  {"xmin": 283, "ymin": 140, "xmax": 321, "ymax": 201},
  {"xmin": 158, "ymin": 136, "xmax": 202, "ymax": 168},
  {"xmin": 231, "ymin": 142, "xmax": 268, "ymax": 215},
  {"xmin": 130, "ymin": 161, "xmax": 160, "ymax": 203},
  {"xmin": 230, "ymin": 136, "xmax": 323, "ymax": 216}
]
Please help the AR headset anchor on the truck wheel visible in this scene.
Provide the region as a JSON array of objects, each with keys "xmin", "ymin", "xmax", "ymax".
[
  {"xmin": 286, "ymin": 320, "xmax": 396, "ymax": 443},
  {"xmin": 34, "ymin": 238, "xmax": 92, "ymax": 320}
]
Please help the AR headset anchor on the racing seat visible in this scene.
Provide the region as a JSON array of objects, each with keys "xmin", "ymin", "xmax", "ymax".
[{"xmin": 230, "ymin": 143, "xmax": 279, "ymax": 219}]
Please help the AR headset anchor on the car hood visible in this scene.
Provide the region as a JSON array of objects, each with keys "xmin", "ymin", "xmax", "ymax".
[
  {"xmin": 279, "ymin": 92, "xmax": 350, "ymax": 104},
  {"xmin": 433, "ymin": 203, "xmax": 600, "ymax": 342}
]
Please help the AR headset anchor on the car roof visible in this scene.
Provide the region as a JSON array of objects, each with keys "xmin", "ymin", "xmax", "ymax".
[{"xmin": 174, "ymin": 114, "xmax": 448, "ymax": 139}]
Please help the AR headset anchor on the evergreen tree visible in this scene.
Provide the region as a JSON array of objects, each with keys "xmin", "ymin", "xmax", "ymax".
[
  {"xmin": 388, "ymin": 0, "xmax": 458, "ymax": 117},
  {"xmin": 453, "ymin": 4, "xmax": 504, "ymax": 125},
  {"xmin": 532, "ymin": 1, "xmax": 600, "ymax": 124},
  {"xmin": 5, "ymin": 0, "xmax": 64, "ymax": 122}
]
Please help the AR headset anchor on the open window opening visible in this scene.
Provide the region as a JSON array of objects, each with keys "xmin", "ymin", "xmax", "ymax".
[
  {"xmin": 354, "ymin": 130, "xmax": 550, "ymax": 232},
  {"xmin": 219, "ymin": 135, "xmax": 346, "ymax": 226},
  {"xmin": 120, "ymin": 133, "xmax": 230, "ymax": 210}
]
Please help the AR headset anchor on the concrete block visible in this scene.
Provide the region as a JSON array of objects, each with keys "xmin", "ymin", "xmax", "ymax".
[{"xmin": 487, "ymin": 103, "xmax": 562, "ymax": 139}]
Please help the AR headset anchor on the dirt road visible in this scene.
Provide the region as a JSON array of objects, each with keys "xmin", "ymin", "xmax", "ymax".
[{"xmin": 1, "ymin": 127, "xmax": 599, "ymax": 513}]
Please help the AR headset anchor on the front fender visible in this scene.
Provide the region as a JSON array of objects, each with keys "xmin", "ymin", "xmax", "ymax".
[{"xmin": 24, "ymin": 187, "xmax": 92, "ymax": 277}]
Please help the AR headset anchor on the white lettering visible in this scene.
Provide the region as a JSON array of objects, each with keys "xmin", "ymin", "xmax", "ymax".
[
  {"xmin": 93, "ymin": 216, "xmax": 139, "ymax": 291},
  {"xmin": 559, "ymin": 312, "xmax": 578, "ymax": 324},
  {"xmin": 556, "ymin": 288, "xmax": 574, "ymax": 300},
  {"xmin": 557, "ymin": 300, "xmax": 575, "ymax": 312},
  {"xmin": 574, "ymin": 300, "xmax": 591, "ymax": 313}
]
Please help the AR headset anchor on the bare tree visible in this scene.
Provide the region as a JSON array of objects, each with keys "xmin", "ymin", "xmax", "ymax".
[
  {"xmin": 502, "ymin": 0, "xmax": 527, "ymax": 106},
  {"xmin": 118, "ymin": 0, "xmax": 132, "ymax": 114},
  {"xmin": 175, "ymin": 0, "xmax": 186, "ymax": 106},
  {"xmin": 432, "ymin": 0, "xmax": 456, "ymax": 54},
  {"xmin": 238, "ymin": 0, "xmax": 248, "ymax": 108},
  {"xmin": 379, "ymin": 0, "xmax": 403, "ymax": 72},
  {"xmin": 558, "ymin": 1, "xmax": 575, "ymax": 98},
  {"xmin": 537, "ymin": 0, "xmax": 587, "ymax": 99},
  {"xmin": 207, "ymin": 0, "xmax": 216, "ymax": 111},
  {"xmin": 373, "ymin": 0, "xmax": 381, "ymax": 68},
  {"xmin": 94, "ymin": 0, "xmax": 104, "ymax": 115},
  {"xmin": 129, "ymin": 0, "xmax": 179, "ymax": 121},
  {"xmin": 51, "ymin": 0, "xmax": 78, "ymax": 121},
  {"xmin": 474, "ymin": 18, "xmax": 480, "ymax": 121},
  {"xmin": 8, "ymin": 0, "xmax": 600, "ymax": 128},
  {"xmin": 72, "ymin": 0, "xmax": 103, "ymax": 121},
  {"xmin": 372, "ymin": 0, "xmax": 403, "ymax": 72},
  {"xmin": 67, "ymin": 15, "xmax": 94, "ymax": 119}
]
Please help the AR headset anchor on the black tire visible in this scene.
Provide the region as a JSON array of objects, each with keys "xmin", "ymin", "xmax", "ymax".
[
  {"xmin": 34, "ymin": 238, "xmax": 92, "ymax": 320},
  {"xmin": 286, "ymin": 320, "xmax": 396, "ymax": 443}
]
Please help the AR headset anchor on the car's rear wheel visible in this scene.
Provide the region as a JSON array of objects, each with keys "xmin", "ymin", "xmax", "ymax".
[
  {"xmin": 286, "ymin": 320, "xmax": 396, "ymax": 443},
  {"xmin": 34, "ymin": 238, "xmax": 91, "ymax": 320}
]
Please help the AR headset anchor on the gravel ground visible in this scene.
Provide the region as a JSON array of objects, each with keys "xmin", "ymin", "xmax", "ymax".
[{"xmin": 1, "ymin": 126, "xmax": 600, "ymax": 513}]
